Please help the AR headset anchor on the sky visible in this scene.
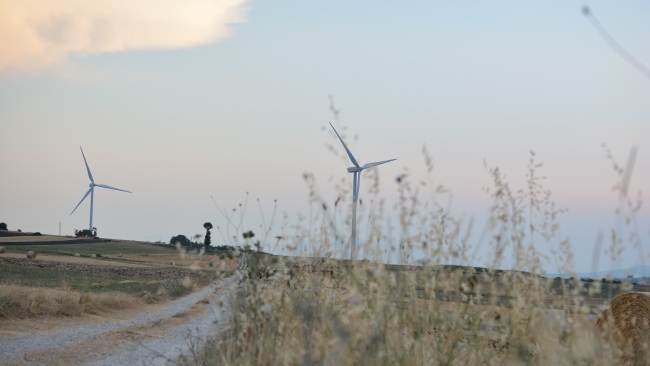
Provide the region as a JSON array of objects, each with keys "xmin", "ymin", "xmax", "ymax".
[{"xmin": 1, "ymin": 0, "xmax": 648, "ymax": 274}]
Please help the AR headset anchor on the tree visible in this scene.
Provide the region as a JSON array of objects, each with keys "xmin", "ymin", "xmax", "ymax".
[
  {"xmin": 74, "ymin": 227, "xmax": 97, "ymax": 238},
  {"xmin": 0, "ymin": 222, "xmax": 7, "ymax": 230},
  {"xmin": 170, "ymin": 234, "xmax": 191, "ymax": 247},
  {"xmin": 203, "ymin": 222, "xmax": 213, "ymax": 248}
]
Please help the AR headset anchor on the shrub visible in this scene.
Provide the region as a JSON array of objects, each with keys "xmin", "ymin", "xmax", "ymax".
[
  {"xmin": 170, "ymin": 235, "xmax": 202, "ymax": 248},
  {"xmin": 215, "ymin": 245, "xmax": 234, "ymax": 251},
  {"xmin": 74, "ymin": 227, "xmax": 97, "ymax": 238},
  {"xmin": 0, "ymin": 222, "xmax": 7, "ymax": 230}
]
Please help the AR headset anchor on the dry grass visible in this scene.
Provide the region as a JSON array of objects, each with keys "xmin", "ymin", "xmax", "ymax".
[
  {"xmin": 192, "ymin": 140, "xmax": 644, "ymax": 366},
  {"xmin": 0, "ymin": 284, "xmax": 139, "ymax": 318},
  {"xmin": 200, "ymin": 259, "xmax": 616, "ymax": 366}
]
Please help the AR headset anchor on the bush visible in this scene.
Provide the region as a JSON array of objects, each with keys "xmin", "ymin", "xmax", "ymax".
[
  {"xmin": 170, "ymin": 234, "xmax": 202, "ymax": 248},
  {"xmin": 170, "ymin": 234, "xmax": 191, "ymax": 246},
  {"xmin": 0, "ymin": 222, "xmax": 7, "ymax": 230},
  {"xmin": 75, "ymin": 227, "xmax": 97, "ymax": 238},
  {"xmin": 215, "ymin": 245, "xmax": 235, "ymax": 251}
]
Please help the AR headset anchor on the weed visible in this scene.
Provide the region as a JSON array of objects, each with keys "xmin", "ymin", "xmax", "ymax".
[{"xmin": 195, "ymin": 141, "xmax": 644, "ymax": 365}]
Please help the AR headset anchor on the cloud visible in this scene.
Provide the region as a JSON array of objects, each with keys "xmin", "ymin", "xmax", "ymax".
[{"xmin": 0, "ymin": 0, "xmax": 249, "ymax": 70}]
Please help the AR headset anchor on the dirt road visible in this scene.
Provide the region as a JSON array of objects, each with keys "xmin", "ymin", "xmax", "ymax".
[{"xmin": 1, "ymin": 274, "xmax": 239, "ymax": 365}]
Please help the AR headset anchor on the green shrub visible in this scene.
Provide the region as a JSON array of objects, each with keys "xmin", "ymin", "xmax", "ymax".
[{"xmin": 75, "ymin": 227, "xmax": 97, "ymax": 238}]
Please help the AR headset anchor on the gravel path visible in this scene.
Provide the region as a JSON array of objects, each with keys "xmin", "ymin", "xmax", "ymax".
[
  {"xmin": 1, "ymin": 274, "xmax": 240, "ymax": 365},
  {"xmin": 85, "ymin": 275, "xmax": 238, "ymax": 366}
]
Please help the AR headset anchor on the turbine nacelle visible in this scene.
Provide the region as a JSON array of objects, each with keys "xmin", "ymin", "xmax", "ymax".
[{"xmin": 347, "ymin": 167, "xmax": 361, "ymax": 173}]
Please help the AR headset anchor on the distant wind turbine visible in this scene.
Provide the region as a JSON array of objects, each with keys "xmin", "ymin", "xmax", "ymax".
[
  {"xmin": 329, "ymin": 122, "xmax": 396, "ymax": 260},
  {"xmin": 70, "ymin": 147, "xmax": 131, "ymax": 231}
]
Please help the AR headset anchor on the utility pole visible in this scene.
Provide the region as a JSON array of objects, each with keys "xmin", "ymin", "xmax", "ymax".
[{"xmin": 59, "ymin": 222, "xmax": 61, "ymax": 236}]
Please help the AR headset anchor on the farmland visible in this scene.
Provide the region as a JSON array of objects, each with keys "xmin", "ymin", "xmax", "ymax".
[{"xmin": 0, "ymin": 234, "xmax": 235, "ymax": 312}]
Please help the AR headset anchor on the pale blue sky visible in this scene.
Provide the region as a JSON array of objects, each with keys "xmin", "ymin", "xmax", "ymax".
[{"xmin": 1, "ymin": 0, "xmax": 648, "ymax": 273}]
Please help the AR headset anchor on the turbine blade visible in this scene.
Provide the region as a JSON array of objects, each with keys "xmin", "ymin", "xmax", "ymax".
[
  {"xmin": 329, "ymin": 122, "xmax": 360, "ymax": 168},
  {"xmin": 361, "ymin": 159, "xmax": 396, "ymax": 170},
  {"xmin": 95, "ymin": 183, "xmax": 132, "ymax": 193},
  {"xmin": 80, "ymin": 147, "xmax": 94, "ymax": 183},
  {"xmin": 70, "ymin": 188, "xmax": 92, "ymax": 215}
]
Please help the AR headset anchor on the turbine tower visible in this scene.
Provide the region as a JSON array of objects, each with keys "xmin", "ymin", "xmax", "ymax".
[
  {"xmin": 329, "ymin": 122, "xmax": 396, "ymax": 260},
  {"xmin": 70, "ymin": 147, "xmax": 131, "ymax": 231}
]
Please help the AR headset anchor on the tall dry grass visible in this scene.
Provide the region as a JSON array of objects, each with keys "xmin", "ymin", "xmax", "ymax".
[
  {"xmin": 189, "ymin": 138, "xmax": 646, "ymax": 366},
  {"xmin": 0, "ymin": 284, "xmax": 139, "ymax": 318}
]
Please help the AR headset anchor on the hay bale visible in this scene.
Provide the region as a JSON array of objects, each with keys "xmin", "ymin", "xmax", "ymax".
[
  {"xmin": 118, "ymin": 253, "xmax": 123, "ymax": 257},
  {"xmin": 0, "ymin": 246, "xmax": 6, "ymax": 254},
  {"xmin": 91, "ymin": 254, "xmax": 97, "ymax": 258},
  {"xmin": 595, "ymin": 291, "xmax": 650, "ymax": 364},
  {"xmin": 74, "ymin": 253, "xmax": 80, "ymax": 257},
  {"xmin": 26, "ymin": 251, "xmax": 37, "ymax": 259}
]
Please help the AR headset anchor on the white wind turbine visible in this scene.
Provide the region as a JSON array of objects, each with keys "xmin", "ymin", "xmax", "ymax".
[
  {"xmin": 329, "ymin": 122, "xmax": 396, "ymax": 260},
  {"xmin": 70, "ymin": 147, "xmax": 131, "ymax": 231}
]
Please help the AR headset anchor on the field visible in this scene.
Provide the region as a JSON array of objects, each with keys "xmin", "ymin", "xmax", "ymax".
[
  {"xmin": 0, "ymin": 235, "xmax": 235, "ymax": 319},
  {"xmin": 0, "ymin": 231, "xmax": 646, "ymax": 365}
]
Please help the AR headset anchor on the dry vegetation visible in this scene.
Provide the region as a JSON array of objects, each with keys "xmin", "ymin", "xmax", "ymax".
[
  {"xmin": 192, "ymin": 143, "xmax": 646, "ymax": 365},
  {"xmin": 0, "ymin": 284, "xmax": 138, "ymax": 318},
  {"xmin": 0, "ymin": 241, "xmax": 237, "ymax": 319}
]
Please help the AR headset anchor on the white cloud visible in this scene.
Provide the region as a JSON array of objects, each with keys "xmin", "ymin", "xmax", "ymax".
[{"xmin": 0, "ymin": 0, "xmax": 249, "ymax": 70}]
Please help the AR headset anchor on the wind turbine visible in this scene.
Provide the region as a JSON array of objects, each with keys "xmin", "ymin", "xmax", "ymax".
[
  {"xmin": 70, "ymin": 147, "xmax": 131, "ymax": 231},
  {"xmin": 329, "ymin": 122, "xmax": 396, "ymax": 260}
]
